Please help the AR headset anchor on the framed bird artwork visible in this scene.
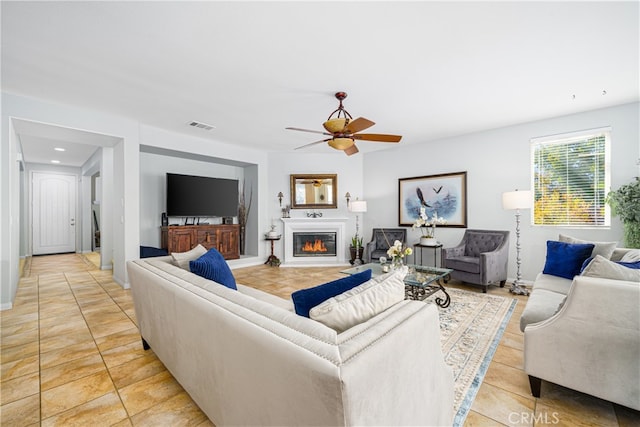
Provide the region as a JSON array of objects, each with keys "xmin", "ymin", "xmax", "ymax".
[{"xmin": 398, "ymin": 171, "xmax": 467, "ymax": 227}]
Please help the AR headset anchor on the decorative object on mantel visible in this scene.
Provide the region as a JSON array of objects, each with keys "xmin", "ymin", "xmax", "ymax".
[
  {"xmin": 238, "ymin": 180, "xmax": 252, "ymax": 255},
  {"xmin": 306, "ymin": 210, "xmax": 323, "ymax": 218},
  {"xmin": 606, "ymin": 177, "xmax": 640, "ymax": 248},
  {"xmin": 502, "ymin": 189, "xmax": 532, "ymax": 296},
  {"xmin": 399, "ymin": 171, "xmax": 467, "ymax": 228},
  {"xmin": 413, "ymin": 206, "xmax": 447, "ymax": 245},
  {"xmin": 386, "ymin": 240, "xmax": 412, "ymax": 270},
  {"xmin": 349, "ymin": 199, "xmax": 367, "ymax": 265},
  {"xmin": 281, "ymin": 204, "xmax": 291, "ymax": 218},
  {"xmin": 285, "ymin": 91, "xmax": 402, "ymax": 156}
]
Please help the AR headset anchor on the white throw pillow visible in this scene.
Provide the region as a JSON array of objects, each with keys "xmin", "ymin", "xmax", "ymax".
[
  {"xmin": 581, "ymin": 255, "xmax": 640, "ymax": 282},
  {"xmin": 309, "ymin": 267, "xmax": 407, "ymax": 333},
  {"xmin": 171, "ymin": 244, "xmax": 207, "ymax": 270},
  {"xmin": 620, "ymin": 249, "xmax": 640, "ymax": 263},
  {"xmin": 559, "ymin": 234, "xmax": 617, "ymax": 259}
]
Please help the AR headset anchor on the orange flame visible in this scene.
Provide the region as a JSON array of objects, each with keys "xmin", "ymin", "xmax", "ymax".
[{"xmin": 301, "ymin": 239, "xmax": 328, "ymax": 253}]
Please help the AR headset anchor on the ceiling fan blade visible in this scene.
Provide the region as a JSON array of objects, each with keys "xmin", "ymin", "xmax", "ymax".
[
  {"xmin": 352, "ymin": 133, "xmax": 402, "ymax": 143},
  {"xmin": 345, "ymin": 117, "xmax": 375, "ymax": 134},
  {"xmin": 294, "ymin": 138, "xmax": 330, "ymax": 150},
  {"xmin": 286, "ymin": 127, "xmax": 331, "ymax": 136},
  {"xmin": 343, "ymin": 144, "xmax": 359, "ymax": 156}
]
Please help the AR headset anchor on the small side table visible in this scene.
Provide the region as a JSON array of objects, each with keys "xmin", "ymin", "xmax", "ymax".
[
  {"xmin": 264, "ymin": 235, "xmax": 281, "ymax": 267},
  {"xmin": 413, "ymin": 243, "xmax": 443, "ymax": 268}
]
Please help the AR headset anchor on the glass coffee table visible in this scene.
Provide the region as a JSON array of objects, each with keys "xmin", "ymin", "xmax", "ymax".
[{"xmin": 340, "ymin": 263, "xmax": 453, "ymax": 308}]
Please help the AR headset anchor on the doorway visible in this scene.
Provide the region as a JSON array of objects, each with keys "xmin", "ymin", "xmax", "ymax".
[{"xmin": 32, "ymin": 172, "xmax": 77, "ymax": 255}]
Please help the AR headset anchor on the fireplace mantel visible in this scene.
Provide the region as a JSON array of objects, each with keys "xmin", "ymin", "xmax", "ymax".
[{"xmin": 281, "ymin": 217, "xmax": 349, "ymax": 266}]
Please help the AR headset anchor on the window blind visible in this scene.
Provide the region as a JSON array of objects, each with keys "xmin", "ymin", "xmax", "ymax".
[{"xmin": 531, "ymin": 130, "xmax": 610, "ymax": 227}]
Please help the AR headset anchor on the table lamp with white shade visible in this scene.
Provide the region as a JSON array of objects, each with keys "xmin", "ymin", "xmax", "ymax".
[
  {"xmin": 349, "ymin": 199, "xmax": 367, "ymax": 265},
  {"xmin": 502, "ymin": 189, "xmax": 532, "ymax": 296}
]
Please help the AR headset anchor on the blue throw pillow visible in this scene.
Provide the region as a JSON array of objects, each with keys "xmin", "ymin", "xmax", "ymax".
[
  {"xmin": 140, "ymin": 246, "xmax": 169, "ymax": 258},
  {"xmin": 617, "ymin": 260, "xmax": 640, "ymax": 269},
  {"xmin": 190, "ymin": 248, "xmax": 237, "ymax": 290},
  {"xmin": 580, "ymin": 256, "xmax": 594, "ymax": 273},
  {"xmin": 291, "ymin": 269, "xmax": 372, "ymax": 318},
  {"xmin": 543, "ymin": 240, "xmax": 595, "ymax": 280}
]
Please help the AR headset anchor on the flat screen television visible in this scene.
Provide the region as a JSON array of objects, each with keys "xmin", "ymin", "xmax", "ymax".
[{"xmin": 166, "ymin": 173, "xmax": 239, "ymax": 218}]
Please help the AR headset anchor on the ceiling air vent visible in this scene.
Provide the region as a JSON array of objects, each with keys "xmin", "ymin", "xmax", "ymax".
[{"xmin": 188, "ymin": 121, "xmax": 216, "ymax": 131}]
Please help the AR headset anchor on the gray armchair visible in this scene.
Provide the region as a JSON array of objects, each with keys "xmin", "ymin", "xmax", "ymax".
[
  {"xmin": 365, "ymin": 228, "xmax": 407, "ymax": 263},
  {"xmin": 442, "ymin": 229, "xmax": 510, "ymax": 293}
]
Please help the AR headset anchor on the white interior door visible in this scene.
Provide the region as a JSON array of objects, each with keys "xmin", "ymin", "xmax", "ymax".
[{"xmin": 32, "ymin": 172, "xmax": 77, "ymax": 255}]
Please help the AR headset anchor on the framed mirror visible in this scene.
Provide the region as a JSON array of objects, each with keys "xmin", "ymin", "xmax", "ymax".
[{"xmin": 290, "ymin": 174, "xmax": 337, "ymax": 209}]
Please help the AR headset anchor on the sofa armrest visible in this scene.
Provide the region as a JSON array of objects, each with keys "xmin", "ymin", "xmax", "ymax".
[
  {"xmin": 524, "ymin": 275, "xmax": 640, "ymax": 410},
  {"xmin": 338, "ymin": 300, "xmax": 454, "ymax": 426},
  {"xmin": 479, "ymin": 238, "xmax": 509, "ymax": 282},
  {"xmin": 610, "ymin": 247, "xmax": 636, "ymax": 262}
]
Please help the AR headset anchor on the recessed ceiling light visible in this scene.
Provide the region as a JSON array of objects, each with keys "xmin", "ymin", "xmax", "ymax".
[
  {"xmin": 54, "ymin": 147, "xmax": 66, "ymax": 152},
  {"xmin": 51, "ymin": 160, "xmax": 60, "ymax": 164}
]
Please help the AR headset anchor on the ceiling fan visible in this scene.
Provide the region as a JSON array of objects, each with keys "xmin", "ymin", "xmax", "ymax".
[{"xmin": 286, "ymin": 92, "xmax": 402, "ymax": 156}]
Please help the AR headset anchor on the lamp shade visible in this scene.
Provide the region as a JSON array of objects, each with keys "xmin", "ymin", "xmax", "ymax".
[
  {"xmin": 328, "ymin": 137, "xmax": 354, "ymax": 150},
  {"xmin": 349, "ymin": 200, "xmax": 367, "ymax": 213},
  {"xmin": 502, "ymin": 190, "xmax": 532, "ymax": 210}
]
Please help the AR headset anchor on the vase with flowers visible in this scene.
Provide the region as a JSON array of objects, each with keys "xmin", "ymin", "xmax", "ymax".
[
  {"xmin": 413, "ymin": 207, "xmax": 447, "ymax": 246},
  {"xmin": 386, "ymin": 240, "xmax": 412, "ymax": 269}
]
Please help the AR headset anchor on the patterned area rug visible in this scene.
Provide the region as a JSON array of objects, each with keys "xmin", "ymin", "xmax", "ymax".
[{"xmin": 424, "ymin": 287, "xmax": 517, "ymax": 426}]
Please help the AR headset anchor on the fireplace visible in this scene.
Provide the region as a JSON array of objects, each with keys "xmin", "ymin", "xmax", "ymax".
[
  {"xmin": 293, "ymin": 232, "xmax": 337, "ymax": 257},
  {"xmin": 281, "ymin": 217, "xmax": 348, "ymax": 266}
]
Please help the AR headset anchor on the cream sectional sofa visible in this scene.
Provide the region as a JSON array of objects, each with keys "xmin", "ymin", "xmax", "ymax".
[
  {"xmin": 520, "ymin": 247, "xmax": 640, "ymax": 410},
  {"xmin": 127, "ymin": 256, "xmax": 454, "ymax": 426}
]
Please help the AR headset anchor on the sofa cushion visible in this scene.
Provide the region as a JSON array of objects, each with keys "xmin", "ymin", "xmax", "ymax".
[
  {"xmin": 542, "ymin": 240, "xmax": 595, "ymax": 279},
  {"xmin": 581, "ymin": 255, "xmax": 640, "ymax": 282},
  {"xmin": 291, "ymin": 269, "xmax": 372, "ymax": 318},
  {"xmin": 444, "ymin": 256, "xmax": 480, "ymax": 274},
  {"xmin": 309, "ymin": 267, "xmax": 407, "ymax": 332},
  {"xmin": 530, "ymin": 272, "xmax": 574, "ymax": 295},
  {"xmin": 189, "ymin": 248, "xmax": 237, "ymax": 290},
  {"xmin": 559, "ymin": 234, "xmax": 617, "ymax": 259},
  {"xmin": 171, "ymin": 244, "xmax": 207, "ymax": 270},
  {"xmin": 520, "ymin": 287, "xmax": 567, "ymax": 332}
]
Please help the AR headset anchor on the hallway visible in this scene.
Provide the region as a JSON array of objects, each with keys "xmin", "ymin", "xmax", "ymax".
[{"xmin": 1, "ymin": 253, "xmax": 212, "ymax": 425}]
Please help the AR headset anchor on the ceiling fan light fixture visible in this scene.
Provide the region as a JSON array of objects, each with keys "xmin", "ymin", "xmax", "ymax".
[
  {"xmin": 329, "ymin": 137, "xmax": 354, "ymax": 150},
  {"xmin": 323, "ymin": 117, "xmax": 349, "ymax": 133}
]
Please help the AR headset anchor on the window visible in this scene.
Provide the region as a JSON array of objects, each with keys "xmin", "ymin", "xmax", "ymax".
[{"xmin": 531, "ymin": 128, "xmax": 610, "ymax": 227}]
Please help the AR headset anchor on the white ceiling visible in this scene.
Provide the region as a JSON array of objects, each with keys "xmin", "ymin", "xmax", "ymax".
[{"xmin": 2, "ymin": 1, "xmax": 638, "ymax": 166}]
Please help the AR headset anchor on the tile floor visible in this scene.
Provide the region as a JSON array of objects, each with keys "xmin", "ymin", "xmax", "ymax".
[{"xmin": 1, "ymin": 253, "xmax": 638, "ymax": 426}]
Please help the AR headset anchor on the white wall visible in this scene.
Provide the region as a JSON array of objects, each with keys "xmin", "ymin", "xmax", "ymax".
[
  {"xmin": 267, "ymin": 152, "xmax": 364, "ymax": 262},
  {"xmin": 363, "ymin": 102, "xmax": 639, "ymax": 283},
  {"xmin": 1, "ymin": 114, "xmax": 21, "ymax": 308}
]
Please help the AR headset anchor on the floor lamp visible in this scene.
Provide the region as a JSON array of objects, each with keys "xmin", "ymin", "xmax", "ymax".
[
  {"xmin": 349, "ymin": 199, "xmax": 367, "ymax": 266},
  {"xmin": 502, "ymin": 190, "xmax": 532, "ymax": 296}
]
